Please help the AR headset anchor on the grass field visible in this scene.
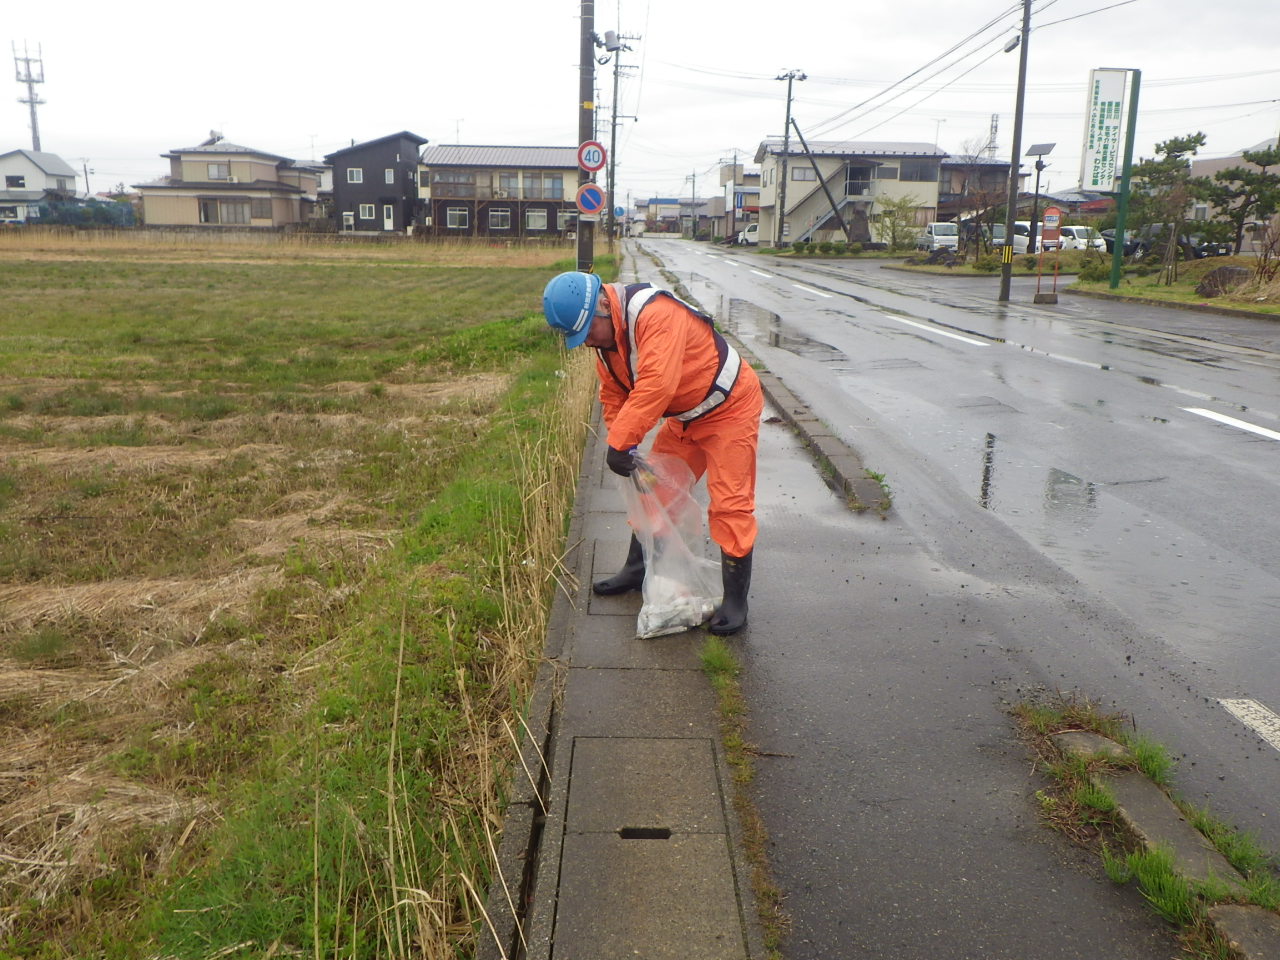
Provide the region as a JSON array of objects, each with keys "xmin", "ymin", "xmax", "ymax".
[{"xmin": 0, "ymin": 230, "xmax": 606, "ymax": 958}]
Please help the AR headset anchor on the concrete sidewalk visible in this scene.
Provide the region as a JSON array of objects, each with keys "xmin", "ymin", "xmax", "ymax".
[{"xmin": 481, "ymin": 416, "xmax": 766, "ymax": 960}]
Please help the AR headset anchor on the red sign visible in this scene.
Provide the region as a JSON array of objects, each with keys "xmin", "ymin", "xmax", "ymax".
[
  {"xmin": 1041, "ymin": 206, "xmax": 1063, "ymax": 243},
  {"xmin": 578, "ymin": 141, "xmax": 606, "ymax": 172}
]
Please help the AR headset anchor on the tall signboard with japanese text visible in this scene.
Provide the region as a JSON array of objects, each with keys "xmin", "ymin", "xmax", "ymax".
[{"xmin": 1080, "ymin": 69, "xmax": 1128, "ymax": 191}]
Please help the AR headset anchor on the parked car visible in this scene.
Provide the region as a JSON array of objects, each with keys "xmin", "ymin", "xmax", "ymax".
[
  {"xmin": 1187, "ymin": 234, "xmax": 1233, "ymax": 257},
  {"xmin": 915, "ymin": 221, "xmax": 959, "ymax": 252},
  {"xmin": 736, "ymin": 223, "xmax": 759, "ymax": 245},
  {"xmin": 1107, "ymin": 224, "xmax": 1234, "ymax": 259},
  {"xmin": 1057, "ymin": 225, "xmax": 1106, "ymax": 251},
  {"xmin": 1100, "ymin": 228, "xmax": 1147, "ymax": 257},
  {"xmin": 1011, "ymin": 220, "xmax": 1060, "ymax": 254}
]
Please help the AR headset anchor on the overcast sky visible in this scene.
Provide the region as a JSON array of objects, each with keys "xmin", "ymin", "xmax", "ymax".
[{"xmin": 6, "ymin": 0, "xmax": 1279, "ymax": 204}]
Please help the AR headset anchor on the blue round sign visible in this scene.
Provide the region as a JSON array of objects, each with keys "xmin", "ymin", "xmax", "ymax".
[{"xmin": 614, "ymin": 206, "xmax": 626, "ymax": 217}]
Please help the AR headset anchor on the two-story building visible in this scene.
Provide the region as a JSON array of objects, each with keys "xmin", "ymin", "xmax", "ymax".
[
  {"xmin": 937, "ymin": 154, "xmax": 1020, "ymax": 221},
  {"xmin": 754, "ymin": 138, "xmax": 948, "ymax": 245},
  {"xmin": 0, "ymin": 149, "xmax": 78, "ymax": 223},
  {"xmin": 325, "ymin": 132, "xmax": 427, "ymax": 234},
  {"xmin": 134, "ymin": 135, "xmax": 321, "ymax": 229},
  {"xmin": 417, "ymin": 145, "xmax": 578, "ymax": 239}
]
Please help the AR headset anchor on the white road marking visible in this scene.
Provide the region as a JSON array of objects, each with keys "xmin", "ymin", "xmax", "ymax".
[
  {"xmin": 791, "ymin": 283, "xmax": 833, "ymax": 298},
  {"xmin": 877, "ymin": 313, "xmax": 989, "ymax": 346},
  {"xmin": 1220, "ymin": 699, "xmax": 1280, "ymax": 753},
  {"xmin": 750, "ymin": 269, "xmax": 772, "ymax": 278},
  {"xmin": 1182, "ymin": 408, "xmax": 1280, "ymax": 442},
  {"xmin": 722, "ymin": 258, "xmax": 740, "ymax": 266}
]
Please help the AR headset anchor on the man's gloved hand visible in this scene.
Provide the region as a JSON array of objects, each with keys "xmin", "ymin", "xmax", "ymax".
[{"xmin": 606, "ymin": 446, "xmax": 637, "ymax": 477}]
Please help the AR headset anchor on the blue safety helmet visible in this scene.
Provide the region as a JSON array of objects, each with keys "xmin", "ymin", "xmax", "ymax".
[{"xmin": 543, "ymin": 271, "xmax": 603, "ymax": 349}]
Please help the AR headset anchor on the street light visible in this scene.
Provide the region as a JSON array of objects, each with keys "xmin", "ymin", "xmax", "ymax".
[{"xmin": 1026, "ymin": 142, "xmax": 1054, "ymax": 253}]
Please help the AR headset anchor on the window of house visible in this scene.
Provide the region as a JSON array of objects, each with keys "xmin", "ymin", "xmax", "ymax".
[
  {"xmin": 433, "ymin": 171, "xmax": 476, "ymax": 198},
  {"xmin": 5, "ymin": 175, "xmax": 26, "ymax": 188},
  {"xmin": 489, "ymin": 208, "xmax": 511, "ymax": 229},
  {"xmin": 385, "ymin": 168, "xmax": 395, "ymax": 184},
  {"xmin": 557, "ymin": 210, "xmax": 576, "ymax": 231},
  {"xmin": 900, "ymin": 160, "xmax": 938, "ymax": 182},
  {"xmin": 447, "ymin": 207, "xmax": 469, "ymax": 229},
  {"xmin": 1193, "ymin": 204, "xmax": 1209, "ymax": 220},
  {"xmin": 792, "ymin": 167, "xmax": 817, "ymax": 181},
  {"xmin": 250, "ymin": 198, "xmax": 272, "ymax": 219},
  {"xmin": 420, "ymin": 171, "xmax": 430, "ymax": 188},
  {"xmin": 498, "ymin": 172, "xmax": 519, "ymax": 198},
  {"xmin": 523, "ymin": 173, "xmax": 542, "ymax": 200},
  {"xmin": 358, "ymin": 204, "xmax": 375, "ymax": 219},
  {"xmin": 876, "ymin": 166, "xmax": 899, "ymax": 180},
  {"xmin": 220, "ymin": 201, "xmax": 250, "ymax": 224},
  {"xmin": 199, "ymin": 200, "xmax": 219, "ymax": 224},
  {"xmin": 526, "ymin": 208, "xmax": 548, "ymax": 231},
  {"xmin": 347, "ymin": 168, "xmax": 364, "ymax": 183},
  {"xmin": 543, "ymin": 174, "xmax": 564, "ymax": 200},
  {"xmin": 0, "ymin": 206, "xmax": 17, "ymax": 219},
  {"xmin": 207, "ymin": 163, "xmax": 229, "ymax": 181}
]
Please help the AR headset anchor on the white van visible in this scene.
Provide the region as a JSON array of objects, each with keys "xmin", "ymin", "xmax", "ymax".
[
  {"xmin": 1011, "ymin": 221, "xmax": 1061, "ymax": 254},
  {"xmin": 737, "ymin": 223, "xmax": 759, "ymax": 245},
  {"xmin": 1057, "ymin": 225, "xmax": 1105, "ymax": 251},
  {"xmin": 915, "ymin": 221, "xmax": 959, "ymax": 252}
]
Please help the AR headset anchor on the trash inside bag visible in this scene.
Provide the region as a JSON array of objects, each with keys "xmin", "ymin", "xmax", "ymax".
[{"xmin": 620, "ymin": 453, "xmax": 722, "ymax": 639}]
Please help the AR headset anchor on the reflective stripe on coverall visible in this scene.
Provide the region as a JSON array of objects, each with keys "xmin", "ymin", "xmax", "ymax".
[{"xmin": 595, "ymin": 282, "xmax": 763, "ymax": 558}]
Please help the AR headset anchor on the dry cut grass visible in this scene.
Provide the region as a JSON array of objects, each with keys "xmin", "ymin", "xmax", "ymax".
[{"xmin": 0, "ymin": 236, "xmax": 600, "ymax": 954}]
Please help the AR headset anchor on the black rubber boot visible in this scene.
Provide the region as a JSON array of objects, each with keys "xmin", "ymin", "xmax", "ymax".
[
  {"xmin": 593, "ymin": 534, "xmax": 646, "ymax": 595},
  {"xmin": 708, "ymin": 549, "xmax": 752, "ymax": 635}
]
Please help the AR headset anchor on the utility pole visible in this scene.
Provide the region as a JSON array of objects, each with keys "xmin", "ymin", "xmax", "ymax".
[
  {"xmin": 13, "ymin": 41, "xmax": 46, "ymax": 152},
  {"xmin": 775, "ymin": 69, "xmax": 806, "ymax": 248},
  {"xmin": 997, "ymin": 1, "xmax": 1032, "ymax": 303},
  {"xmin": 73, "ymin": 157, "xmax": 93, "ymax": 198},
  {"xmin": 719, "ymin": 149, "xmax": 741, "ymax": 239},
  {"xmin": 603, "ymin": 29, "xmax": 638, "ymax": 252},
  {"xmin": 577, "ymin": 2, "xmax": 596, "ymax": 273}
]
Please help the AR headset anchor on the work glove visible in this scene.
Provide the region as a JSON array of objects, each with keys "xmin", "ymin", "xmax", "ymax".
[{"xmin": 606, "ymin": 445, "xmax": 637, "ymax": 477}]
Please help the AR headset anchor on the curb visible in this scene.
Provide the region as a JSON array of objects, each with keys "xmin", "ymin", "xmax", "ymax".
[
  {"xmin": 1063, "ymin": 285, "xmax": 1280, "ymax": 322},
  {"xmin": 1052, "ymin": 732, "xmax": 1280, "ymax": 959}
]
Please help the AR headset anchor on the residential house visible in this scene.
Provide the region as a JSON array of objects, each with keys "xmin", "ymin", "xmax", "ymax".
[
  {"xmin": 634, "ymin": 197, "xmax": 713, "ymax": 235},
  {"xmin": 937, "ymin": 154, "xmax": 1021, "ymax": 220},
  {"xmin": 417, "ymin": 145, "xmax": 577, "ymax": 239},
  {"xmin": 755, "ymin": 138, "xmax": 948, "ymax": 245},
  {"xmin": 721, "ymin": 163, "xmax": 760, "ymax": 240},
  {"xmin": 0, "ymin": 149, "xmax": 78, "ymax": 223},
  {"xmin": 325, "ymin": 132, "xmax": 427, "ymax": 234},
  {"xmin": 134, "ymin": 135, "xmax": 321, "ymax": 228}
]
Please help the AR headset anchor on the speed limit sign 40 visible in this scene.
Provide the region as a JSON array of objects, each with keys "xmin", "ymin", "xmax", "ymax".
[{"xmin": 578, "ymin": 140, "xmax": 606, "ymax": 172}]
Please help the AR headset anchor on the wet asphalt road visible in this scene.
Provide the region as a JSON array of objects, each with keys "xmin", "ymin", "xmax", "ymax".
[{"xmin": 629, "ymin": 239, "xmax": 1280, "ymax": 957}]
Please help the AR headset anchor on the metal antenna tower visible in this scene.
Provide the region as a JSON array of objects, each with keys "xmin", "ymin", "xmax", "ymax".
[{"xmin": 13, "ymin": 41, "xmax": 46, "ymax": 152}]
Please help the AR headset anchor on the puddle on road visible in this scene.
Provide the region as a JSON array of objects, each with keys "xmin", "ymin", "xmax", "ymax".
[{"xmin": 728, "ymin": 299, "xmax": 848, "ymax": 363}]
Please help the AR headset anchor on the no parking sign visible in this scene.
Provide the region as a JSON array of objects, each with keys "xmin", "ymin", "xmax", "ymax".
[{"xmin": 576, "ymin": 182, "xmax": 606, "ymax": 220}]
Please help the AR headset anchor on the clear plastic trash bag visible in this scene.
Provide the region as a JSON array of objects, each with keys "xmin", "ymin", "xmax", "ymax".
[{"xmin": 620, "ymin": 453, "xmax": 722, "ymax": 639}]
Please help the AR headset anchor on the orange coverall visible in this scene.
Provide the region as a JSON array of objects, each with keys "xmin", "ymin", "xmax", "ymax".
[{"xmin": 595, "ymin": 283, "xmax": 763, "ymax": 558}]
